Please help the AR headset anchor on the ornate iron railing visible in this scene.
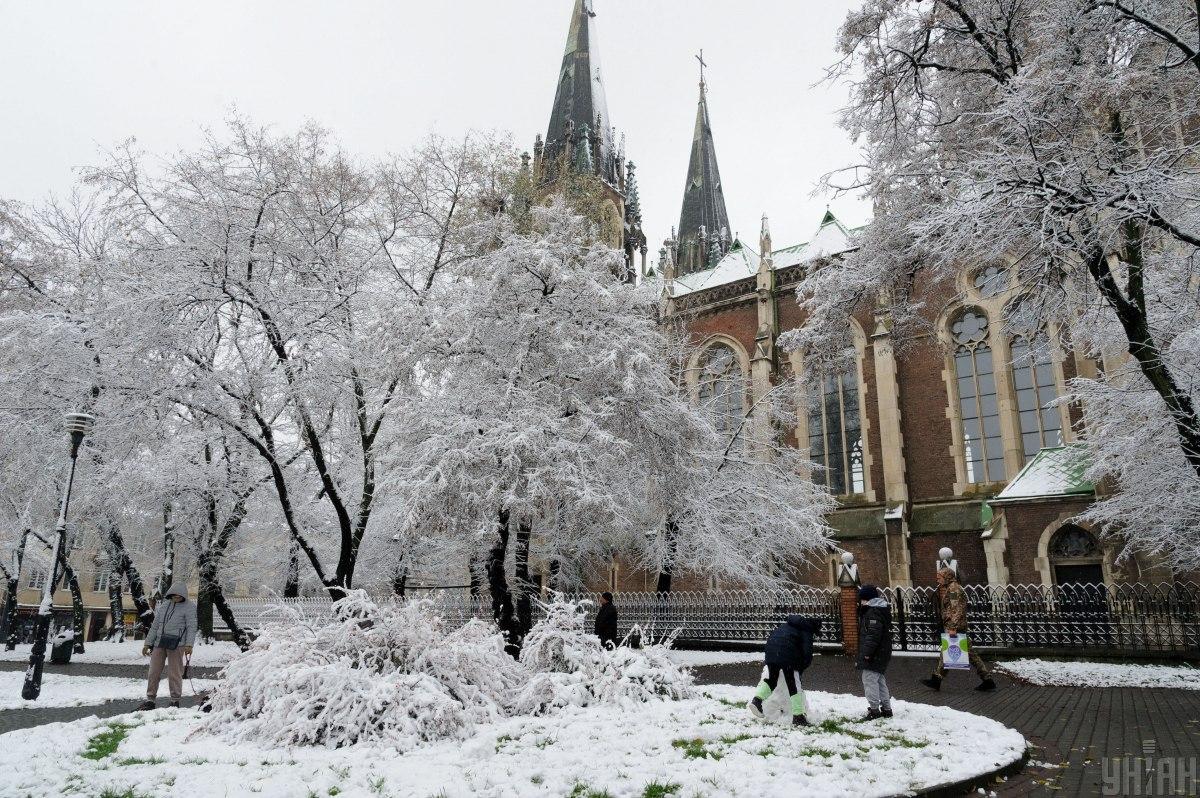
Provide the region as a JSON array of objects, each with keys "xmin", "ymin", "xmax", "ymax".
[
  {"xmin": 883, "ymin": 582, "xmax": 1200, "ymax": 653},
  {"xmin": 217, "ymin": 582, "xmax": 1199, "ymax": 654}
]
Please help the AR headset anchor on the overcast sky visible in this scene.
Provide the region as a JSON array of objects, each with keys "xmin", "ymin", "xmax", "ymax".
[{"xmin": 1, "ymin": 0, "xmax": 868, "ymax": 253}]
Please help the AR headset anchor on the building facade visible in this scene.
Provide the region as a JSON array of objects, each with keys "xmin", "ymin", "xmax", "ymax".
[{"xmin": 533, "ymin": 0, "xmax": 1194, "ymax": 593}]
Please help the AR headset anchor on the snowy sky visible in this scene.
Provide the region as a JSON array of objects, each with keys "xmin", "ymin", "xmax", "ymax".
[{"xmin": 0, "ymin": 0, "xmax": 868, "ymax": 253}]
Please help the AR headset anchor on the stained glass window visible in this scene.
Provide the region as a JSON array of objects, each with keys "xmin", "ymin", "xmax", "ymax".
[
  {"xmin": 952, "ymin": 309, "xmax": 1005, "ymax": 483},
  {"xmin": 697, "ymin": 343, "xmax": 745, "ymax": 438},
  {"xmin": 1011, "ymin": 333, "xmax": 1064, "ymax": 461},
  {"xmin": 808, "ymin": 369, "xmax": 865, "ymax": 495}
]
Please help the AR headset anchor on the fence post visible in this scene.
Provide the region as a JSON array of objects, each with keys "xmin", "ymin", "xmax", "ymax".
[
  {"xmin": 895, "ymin": 588, "xmax": 908, "ymax": 651},
  {"xmin": 835, "ymin": 552, "xmax": 861, "ymax": 657}
]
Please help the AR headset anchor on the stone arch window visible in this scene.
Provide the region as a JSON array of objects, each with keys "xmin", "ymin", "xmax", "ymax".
[
  {"xmin": 973, "ymin": 264, "xmax": 1010, "ymax": 298},
  {"xmin": 1048, "ymin": 525, "xmax": 1104, "ymax": 586},
  {"xmin": 1010, "ymin": 332, "xmax": 1064, "ymax": 461},
  {"xmin": 807, "ymin": 368, "xmax": 864, "ymax": 495},
  {"xmin": 951, "ymin": 309, "xmax": 1005, "ymax": 483},
  {"xmin": 696, "ymin": 342, "xmax": 746, "ymax": 438}
]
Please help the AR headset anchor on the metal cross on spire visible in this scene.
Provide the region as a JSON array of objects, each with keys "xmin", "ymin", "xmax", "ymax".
[{"xmin": 696, "ymin": 49, "xmax": 708, "ymax": 91}]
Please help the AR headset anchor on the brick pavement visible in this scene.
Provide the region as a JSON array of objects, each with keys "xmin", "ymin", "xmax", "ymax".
[{"xmin": 696, "ymin": 655, "xmax": 1200, "ymax": 797}]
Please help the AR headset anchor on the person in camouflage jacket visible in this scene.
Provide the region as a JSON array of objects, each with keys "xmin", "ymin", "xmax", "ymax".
[{"xmin": 921, "ymin": 568, "xmax": 996, "ymax": 692}]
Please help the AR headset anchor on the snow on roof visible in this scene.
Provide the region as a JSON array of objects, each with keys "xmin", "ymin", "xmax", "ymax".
[
  {"xmin": 671, "ymin": 211, "xmax": 860, "ymax": 298},
  {"xmin": 994, "ymin": 445, "xmax": 1094, "ymax": 503}
]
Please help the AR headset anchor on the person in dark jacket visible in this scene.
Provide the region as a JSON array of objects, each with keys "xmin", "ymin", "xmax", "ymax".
[
  {"xmin": 747, "ymin": 615, "xmax": 824, "ymax": 727},
  {"xmin": 855, "ymin": 585, "xmax": 894, "ymax": 721},
  {"xmin": 594, "ymin": 592, "xmax": 618, "ymax": 649}
]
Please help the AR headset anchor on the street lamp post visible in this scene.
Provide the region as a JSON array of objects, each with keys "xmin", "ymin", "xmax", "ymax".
[{"xmin": 22, "ymin": 412, "xmax": 94, "ymax": 700}]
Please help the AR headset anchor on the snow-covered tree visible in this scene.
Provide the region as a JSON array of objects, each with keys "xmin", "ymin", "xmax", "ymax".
[
  {"xmin": 89, "ymin": 121, "xmax": 516, "ymax": 600},
  {"xmin": 387, "ymin": 200, "xmax": 833, "ymax": 652},
  {"xmin": 799, "ymin": 0, "xmax": 1200, "ymax": 566}
]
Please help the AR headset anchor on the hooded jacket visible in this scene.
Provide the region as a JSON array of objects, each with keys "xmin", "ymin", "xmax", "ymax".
[
  {"xmin": 764, "ymin": 615, "xmax": 824, "ymax": 672},
  {"xmin": 856, "ymin": 597, "xmax": 893, "ymax": 673},
  {"xmin": 146, "ymin": 581, "xmax": 198, "ymax": 650}
]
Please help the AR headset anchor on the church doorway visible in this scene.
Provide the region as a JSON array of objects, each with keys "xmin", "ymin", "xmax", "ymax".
[{"xmin": 1048, "ymin": 524, "xmax": 1106, "ymax": 587}]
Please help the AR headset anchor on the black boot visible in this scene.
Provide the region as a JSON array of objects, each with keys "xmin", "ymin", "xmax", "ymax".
[
  {"xmin": 881, "ymin": 708, "xmax": 893, "ymax": 718},
  {"xmin": 976, "ymin": 678, "xmax": 997, "ymax": 691},
  {"xmin": 748, "ymin": 697, "xmax": 765, "ymax": 719},
  {"xmin": 792, "ymin": 714, "xmax": 810, "ymax": 727},
  {"xmin": 168, "ymin": 700, "xmax": 180, "ymax": 708},
  {"xmin": 920, "ymin": 675, "xmax": 942, "ymax": 691},
  {"xmin": 135, "ymin": 700, "xmax": 156, "ymax": 711},
  {"xmin": 859, "ymin": 707, "xmax": 883, "ymax": 722}
]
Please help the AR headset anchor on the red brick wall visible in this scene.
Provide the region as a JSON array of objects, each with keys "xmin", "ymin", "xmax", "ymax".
[
  {"xmin": 1000, "ymin": 498, "xmax": 1093, "ymax": 585},
  {"xmin": 910, "ymin": 532, "xmax": 989, "ymax": 587}
]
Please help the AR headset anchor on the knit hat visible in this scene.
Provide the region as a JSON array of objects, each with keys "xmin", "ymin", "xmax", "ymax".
[{"xmin": 858, "ymin": 584, "xmax": 880, "ymax": 602}]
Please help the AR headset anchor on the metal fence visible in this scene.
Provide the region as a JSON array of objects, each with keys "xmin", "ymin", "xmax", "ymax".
[
  {"xmin": 217, "ymin": 582, "xmax": 1200, "ymax": 655},
  {"xmin": 883, "ymin": 582, "xmax": 1200, "ymax": 654}
]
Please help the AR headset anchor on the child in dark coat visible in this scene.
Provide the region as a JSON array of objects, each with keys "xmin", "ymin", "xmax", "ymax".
[
  {"xmin": 856, "ymin": 584, "xmax": 894, "ymax": 721},
  {"xmin": 747, "ymin": 615, "xmax": 823, "ymax": 727}
]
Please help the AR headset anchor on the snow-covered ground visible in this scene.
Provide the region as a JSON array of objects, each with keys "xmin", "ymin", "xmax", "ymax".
[
  {"xmin": 0, "ymin": 671, "xmax": 216, "ymax": 711},
  {"xmin": 0, "ymin": 640, "xmax": 240, "ymax": 667},
  {"xmin": 997, "ymin": 658, "xmax": 1200, "ymax": 689},
  {"xmin": 665, "ymin": 649, "xmax": 763, "ymax": 667},
  {"xmin": 0, "ymin": 685, "xmax": 1025, "ymax": 798}
]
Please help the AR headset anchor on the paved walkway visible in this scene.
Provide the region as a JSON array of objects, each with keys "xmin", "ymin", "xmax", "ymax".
[
  {"xmin": 696, "ymin": 655, "xmax": 1200, "ymax": 797},
  {"xmin": 0, "ymin": 660, "xmax": 215, "ymax": 735}
]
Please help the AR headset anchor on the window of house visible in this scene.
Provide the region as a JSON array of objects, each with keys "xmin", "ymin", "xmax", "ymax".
[
  {"xmin": 92, "ymin": 570, "xmax": 111, "ymax": 593},
  {"xmin": 27, "ymin": 567, "xmax": 47, "ymax": 591},
  {"xmin": 951, "ymin": 309, "xmax": 1005, "ymax": 483},
  {"xmin": 808, "ymin": 368, "xmax": 865, "ymax": 495},
  {"xmin": 697, "ymin": 343, "xmax": 745, "ymax": 438},
  {"xmin": 1010, "ymin": 333, "xmax": 1063, "ymax": 461}
]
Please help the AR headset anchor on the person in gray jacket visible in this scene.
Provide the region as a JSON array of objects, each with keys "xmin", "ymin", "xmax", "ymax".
[{"xmin": 136, "ymin": 581, "xmax": 197, "ymax": 710}]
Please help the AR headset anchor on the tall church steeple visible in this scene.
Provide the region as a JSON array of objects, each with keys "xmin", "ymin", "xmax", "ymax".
[
  {"xmin": 533, "ymin": 0, "xmax": 645, "ymax": 280},
  {"xmin": 675, "ymin": 53, "xmax": 731, "ymax": 276},
  {"xmin": 539, "ymin": 0, "xmax": 618, "ymax": 187}
]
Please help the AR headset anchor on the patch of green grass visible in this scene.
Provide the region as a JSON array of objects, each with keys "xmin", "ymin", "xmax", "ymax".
[
  {"xmin": 712, "ymin": 696, "xmax": 743, "ymax": 709},
  {"xmin": 181, "ymin": 757, "xmax": 209, "ymax": 765},
  {"xmin": 566, "ymin": 784, "xmax": 613, "ymax": 798},
  {"xmin": 797, "ymin": 746, "xmax": 836, "ymax": 758},
  {"xmin": 98, "ymin": 789, "xmax": 149, "ymax": 798},
  {"xmin": 530, "ymin": 774, "xmax": 543, "ymax": 785},
  {"xmin": 718, "ymin": 733, "xmax": 752, "ymax": 745},
  {"xmin": 495, "ymin": 733, "xmax": 516, "ymax": 752},
  {"xmin": 881, "ymin": 733, "xmax": 928, "ymax": 749},
  {"xmin": 368, "ymin": 775, "xmax": 387, "ymax": 794},
  {"xmin": 641, "ymin": 783, "xmax": 681, "ymax": 798},
  {"xmin": 757, "ymin": 745, "xmax": 776, "ymax": 757},
  {"xmin": 815, "ymin": 718, "xmax": 872, "ymax": 741},
  {"xmin": 328, "ymin": 788, "xmax": 341, "ymax": 797},
  {"xmin": 671, "ymin": 737, "xmax": 722, "ymax": 761},
  {"xmin": 81, "ymin": 723, "xmax": 131, "ymax": 761},
  {"xmin": 329, "ymin": 764, "xmax": 350, "ymax": 779},
  {"xmin": 114, "ymin": 756, "xmax": 165, "ymax": 767}
]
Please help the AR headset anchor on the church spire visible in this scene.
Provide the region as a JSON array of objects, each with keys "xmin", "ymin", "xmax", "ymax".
[
  {"xmin": 541, "ymin": 0, "xmax": 615, "ymax": 186},
  {"xmin": 676, "ymin": 51, "xmax": 731, "ymax": 276}
]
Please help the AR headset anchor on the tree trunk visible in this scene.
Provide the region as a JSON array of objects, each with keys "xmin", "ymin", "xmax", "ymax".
[
  {"xmin": 548, "ymin": 558, "xmax": 560, "ymax": 593},
  {"xmin": 487, "ymin": 508, "xmax": 519, "ymax": 658},
  {"xmin": 1087, "ymin": 243, "xmax": 1200, "ymax": 480},
  {"xmin": 0, "ymin": 579, "xmax": 17, "ymax": 649},
  {"xmin": 196, "ymin": 582, "xmax": 214, "ymax": 642},
  {"xmin": 391, "ymin": 565, "xmax": 407, "ymax": 598},
  {"xmin": 105, "ymin": 568, "xmax": 125, "ymax": 642},
  {"xmin": 469, "ymin": 555, "xmax": 481, "ymax": 599},
  {"xmin": 103, "ymin": 519, "xmax": 152, "ymax": 633},
  {"xmin": 210, "ymin": 578, "xmax": 250, "ymax": 651},
  {"xmin": 283, "ymin": 540, "xmax": 300, "ymax": 598},
  {"xmin": 159, "ymin": 503, "xmax": 175, "ymax": 593},
  {"xmin": 61, "ymin": 561, "xmax": 85, "ymax": 653},
  {"xmin": 655, "ymin": 518, "xmax": 680, "ymax": 593},
  {"xmin": 514, "ymin": 523, "xmax": 532, "ymax": 641}
]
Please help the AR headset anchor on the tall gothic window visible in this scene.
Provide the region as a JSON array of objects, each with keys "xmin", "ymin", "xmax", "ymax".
[
  {"xmin": 697, "ymin": 343, "xmax": 745, "ymax": 438},
  {"xmin": 808, "ymin": 369, "xmax": 865, "ymax": 495},
  {"xmin": 952, "ymin": 309, "xmax": 1005, "ymax": 483},
  {"xmin": 1010, "ymin": 333, "xmax": 1063, "ymax": 461}
]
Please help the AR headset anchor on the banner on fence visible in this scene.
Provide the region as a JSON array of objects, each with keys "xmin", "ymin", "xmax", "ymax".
[{"xmin": 941, "ymin": 633, "xmax": 971, "ymax": 669}]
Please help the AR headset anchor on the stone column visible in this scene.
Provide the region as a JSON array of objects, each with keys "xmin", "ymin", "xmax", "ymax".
[
  {"xmin": 871, "ymin": 310, "xmax": 913, "ymax": 587},
  {"xmin": 750, "ymin": 216, "xmax": 778, "ymax": 456}
]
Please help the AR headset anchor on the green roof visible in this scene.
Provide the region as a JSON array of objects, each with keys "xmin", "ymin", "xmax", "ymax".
[{"xmin": 994, "ymin": 445, "xmax": 1094, "ymax": 502}]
